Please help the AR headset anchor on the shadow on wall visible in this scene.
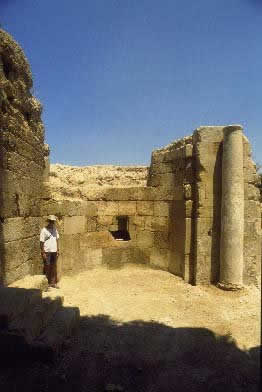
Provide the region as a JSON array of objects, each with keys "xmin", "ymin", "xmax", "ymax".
[
  {"xmin": 211, "ymin": 142, "xmax": 223, "ymax": 284},
  {"xmin": 0, "ymin": 285, "xmax": 260, "ymax": 392},
  {"xmin": 0, "ymin": 131, "xmax": 5, "ymax": 286}
]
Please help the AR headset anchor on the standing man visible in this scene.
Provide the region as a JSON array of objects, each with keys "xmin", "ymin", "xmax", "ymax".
[{"xmin": 40, "ymin": 215, "xmax": 60, "ymax": 289}]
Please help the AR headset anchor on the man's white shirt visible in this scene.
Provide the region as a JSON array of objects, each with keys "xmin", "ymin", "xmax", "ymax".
[{"xmin": 40, "ymin": 227, "xmax": 59, "ymax": 252}]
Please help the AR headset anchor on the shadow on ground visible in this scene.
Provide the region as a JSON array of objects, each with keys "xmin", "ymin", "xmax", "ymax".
[{"xmin": 1, "ymin": 313, "xmax": 260, "ymax": 392}]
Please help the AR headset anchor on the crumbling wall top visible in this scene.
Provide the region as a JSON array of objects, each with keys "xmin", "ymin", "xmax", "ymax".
[{"xmin": 0, "ymin": 29, "xmax": 32, "ymax": 88}]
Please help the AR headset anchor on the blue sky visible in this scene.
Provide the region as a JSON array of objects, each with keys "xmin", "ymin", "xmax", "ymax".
[{"xmin": 1, "ymin": 0, "xmax": 261, "ymax": 165}]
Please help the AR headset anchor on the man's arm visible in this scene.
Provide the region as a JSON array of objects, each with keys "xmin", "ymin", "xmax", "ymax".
[
  {"xmin": 57, "ymin": 239, "xmax": 60, "ymax": 256},
  {"xmin": 40, "ymin": 241, "xmax": 46, "ymax": 260}
]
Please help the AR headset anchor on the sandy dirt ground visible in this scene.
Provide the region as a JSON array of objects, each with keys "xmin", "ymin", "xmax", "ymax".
[
  {"xmin": 1, "ymin": 265, "xmax": 260, "ymax": 392},
  {"xmin": 48, "ymin": 265, "xmax": 260, "ymax": 392},
  {"xmin": 59, "ymin": 265, "xmax": 260, "ymax": 351}
]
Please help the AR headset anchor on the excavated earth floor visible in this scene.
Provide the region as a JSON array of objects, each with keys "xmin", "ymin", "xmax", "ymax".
[
  {"xmin": 1, "ymin": 265, "xmax": 261, "ymax": 392},
  {"xmin": 59, "ymin": 265, "xmax": 260, "ymax": 350}
]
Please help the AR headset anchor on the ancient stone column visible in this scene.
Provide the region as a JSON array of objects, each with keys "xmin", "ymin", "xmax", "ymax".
[{"xmin": 219, "ymin": 125, "xmax": 244, "ymax": 290}]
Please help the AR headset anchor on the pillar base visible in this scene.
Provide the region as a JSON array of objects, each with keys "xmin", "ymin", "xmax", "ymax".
[{"xmin": 217, "ymin": 282, "xmax": 244, "ymax": 291}]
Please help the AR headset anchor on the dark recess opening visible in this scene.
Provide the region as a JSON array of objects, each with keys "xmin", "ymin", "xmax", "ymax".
[
  {"xmin": 24, "ymin": 112, "xmax": 31, "ymax": 122},
  {"xmin": 111, "ymin": 216, "xmax": 130, "ymax": 241},
  {"xmin": 2, "ymin": 59, "xmax": 12, "ymax": 80}
]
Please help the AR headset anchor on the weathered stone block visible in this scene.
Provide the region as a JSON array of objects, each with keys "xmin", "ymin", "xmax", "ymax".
[
  {"xmin": 195, "ymin": 142, "xmax": 222, "ymax": 171},
  {"xmin": 128, "ymin": 225, "xmax": 137, "ymax": 242},
  {"xmin": 244, "ymin": 201, "xmax": 261, "ymax": 220},
  {"xmin": 8, "ymin": 275, "xmax": 47, "ymax": 292},
  {"xmin": 97, "ymin": 201, "xmax": 118, "ymax": 216},
  {"xmin": 136, "ymin": 230, "xmax": 154, "ymax": 248},
  {"xmin": 1, "ymin": 217, "xmax": 41, "ymax": 242},
  {"xmin": 154, "ymin": 202, "xmax": 170, "ymax": 217},
  {"xmin": 196, "ymin": 236, "xmax": 212, "ymax": 255},
  {"xmin": 245, "ymin": 219, "xmax": 261, "ymax": 237},
  {"xmin": 145, "ymin": 216, "xmax": 168, "ymax": 232},
  {"xmin": 244, "ymin": 183, "xmax": 260, "ymax": 201},
  {"xmin": 195, "ymin": 218, "xmax": 213, "ymax": 251},
  {"xmin": 63, "ymin": 216, "xmax": 86, "ymax": 235},
  {"xmin": 153, "ymin": 231, "xmax": 169, "ymax": 249},
  {"xmin": 137, "ymin": 201, "xmax": 154, "ymax": 216},
  {"xmin": 86, "ymin": 217, "xmax": 97, "ymax": 232},
  {"xmin": 4, "ymin": 236, "xmax": 39, "ymax": 271},
  {"xmin": 193, "ymin": 126, "xmax": 224, "ymax": 143},
  {"xmin": 4, "ymin": 262, "xmax": 32, "ymax": 286},
  {"xmin": 102, "ymin": 187, "xmax": 139, "ymax": 201},
  {"xmin": 83, "ymin": 248, "xmax": 103, "ymax": 269},
  {"xmin": 243, "ymin": 136, "xmax": 252, "ymax": 157},
  {"xmin": 196, "ymin": 206, "xmax": 214, "ymax": 218},
  {"xmin": 151, "ymin": 151, "xmax": 165, "ymax": 164},
  {"xmin": 118, "ymin": 201, "xmax": 137, "ymax": 216},
  {"xmin": 149, "ymin": 162, "xmax": 175, "ymax": 175},
  {"xmin": 243, "ymin": 255, "xmax": 261, "ymax": 286},
  {"xmin": 102, "ymin": 248, "xmax": 124, "ymax": 268},
  {"xmin": 97, "ymin": 215, "xmax": 113, "ymax": 226},
  {"xmin": 130, "ymin": 215, "xmax": 146, "ymax": 228},
  {"xmin": 132, "ymin": 247, "xmax": 151, "ymax": 264},
  {"xmin": 81, "ymin": 201, "xmax": 98, "ymax": 216},
  {"xmin": 80, "ymin": 231, "xmax": 114, "ymax": 248},
  {"xmin": 158, "ymin": 173, "xmax": 176, "ymax": 188},
  {"xmin": 150, "ymin": 248, "xmax": 169, "ymax": 270},
  {"xmin": 183, "ymin": 144, "xmax": 193, "ymax": 158},
  {"xmin": 163, "ymin": 149, "xmax": 184, "ymax": 162},
  {"xmin": 41, "ymin": 200, "xmax": 96, "ymax": 218},
  {"xmin": 147, "ymin": 173, "xmax": 161, "ymax": 187}
]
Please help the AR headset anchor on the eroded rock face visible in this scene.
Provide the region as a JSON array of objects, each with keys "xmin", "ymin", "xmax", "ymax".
[
  {"xmin": 47, "ymin": 164, "xmax": 149, "ymax": 200},
  {"xmin": 0, "ymin": 29, "xmax": 45, "ymax": 285}
]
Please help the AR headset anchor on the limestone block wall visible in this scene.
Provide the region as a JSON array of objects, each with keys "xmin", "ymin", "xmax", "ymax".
[
  {"xmin": 193, "ymin": 127, "xmax": 224, "ymax": 285},
  {"xmin": 148, "ymin": 126, "xmax": 261, "ymax": 287},
  {"xmin": 41, "ymin": 186, "xmax": 176, "ymax": 278},
  {"xmin": 0, "ymin": 30, "xmax": 45, "ymax": 285},
  {"xmin": 43, "ymin": 126, "xmax": 261, "ymax": 288},
  {"xmin": 192, "ymin": 127, "xmax": 261, "ymax": 286},
  {"xmin": 243, "ymin": 137, "xmax": 261, "ymax": 285},
  {"xmin": 147, "ymin": 136, "xmax": 195, "ymax": 283}
]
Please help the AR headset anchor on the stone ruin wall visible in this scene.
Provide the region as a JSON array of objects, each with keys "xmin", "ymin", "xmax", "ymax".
[
  {"xmin": 0, "ymin": 29, "xmax": 261, "ymax": 288},
  {"xmin": 41, "ymin": 185, "xmax": 176, "ymax": 280},
  {"xmin": 0, "ymin": 30, "xmax": 46, "ymax": 285},
  {"xmin": 192, "ymin": 127, "xmax": 261, "ymax": 287},
  {"xmin": 147, "ymin": 127, "xmax": 261, "ymax": 287},
  {"xmin": 42, "ymin": 126, "xmax": 261, "ymax": 288}
]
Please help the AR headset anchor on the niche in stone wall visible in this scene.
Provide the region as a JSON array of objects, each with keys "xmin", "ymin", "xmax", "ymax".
[{"xmin": 110, "ymin": 216, "xmax": 131, "ymax": 241}]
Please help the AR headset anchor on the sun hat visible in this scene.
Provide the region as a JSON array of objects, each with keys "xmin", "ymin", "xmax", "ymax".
[{"xmin": 47, "ymin": 215, "xmax": 57, "ymax": 221}]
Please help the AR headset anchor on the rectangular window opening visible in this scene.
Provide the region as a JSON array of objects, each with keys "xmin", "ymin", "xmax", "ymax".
[{"xmin": 111, "ymin": 216, "xmax": 130, "ymax": 241}]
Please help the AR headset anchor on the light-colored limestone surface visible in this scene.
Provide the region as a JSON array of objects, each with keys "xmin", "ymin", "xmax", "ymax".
[
  {"xmin": 39, "ymin": 126, "xmax": 261, "ymax": 289},
  {"xmin": 219, "ymin": 125, "xmax": 244, "ymax": 289},
  {"xmin": 48, "ymin": 164, "xmax": 149, "ymax": 199},
  {"xmin": 0, "ymin": 29, "xmax": 45, "ymax": 285}
]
